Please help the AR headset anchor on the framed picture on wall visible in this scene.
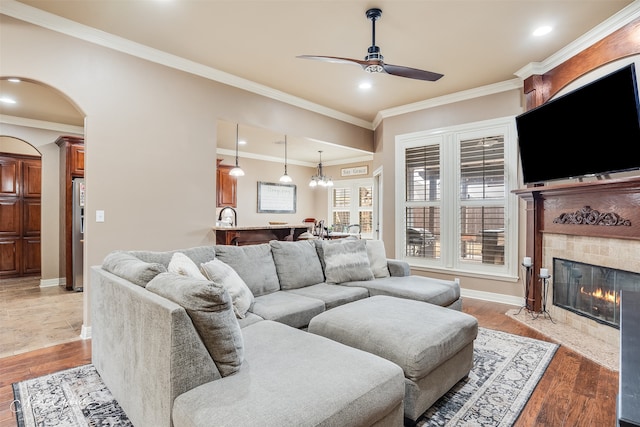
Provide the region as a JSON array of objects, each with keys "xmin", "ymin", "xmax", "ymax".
[{"xmin": 257, "ymin": 181, "xmax": 297, "ymax": 213}]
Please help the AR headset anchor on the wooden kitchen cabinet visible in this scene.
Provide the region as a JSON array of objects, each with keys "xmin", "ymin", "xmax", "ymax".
[
  {"xmin": 0, "ymin": 154, "xmax": 41, "ymax": 278},
  {"xmin": 70, "ymin": 144, "xmax": 85, "ymax": 176},
  {"xmin": 216, "ymin": 159, "xmax": 237, "ymax": 208}
]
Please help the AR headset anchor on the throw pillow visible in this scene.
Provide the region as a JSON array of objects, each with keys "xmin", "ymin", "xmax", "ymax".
[
  {"xmin": 214, "ymin": 244, "xmax": 280, "ymax": 297},
  {"xmin": 314, "ymin": 236, "xmax": 358, "ymax": 272},
  {"xmin": 366, "ymin": 240, "xmax": 391, "ymax": 278},
  {"xmin": 168, "ymin": 252, "xmax": 207, "ymax": 280},
  {"xmin": 130, "ymin": 246, "xmax": 216, "ymax": 267},
  {"xmin": 269, "ymin": 240, "xmax": 325, "ymax": 289},
  {"xmin": 201, "ymin": 259, "xmax": 254, "ymax": 319},
  {"xmin": 146, "ymin": 272, "xmax": 244, "ymax": 377},
  {"xmin": 322, "ymin": 239, "xmax": 375, "ymax": 284},
  {"xmin": 101, "ymin": 251, "xmax": 167, "ymax": 287}
]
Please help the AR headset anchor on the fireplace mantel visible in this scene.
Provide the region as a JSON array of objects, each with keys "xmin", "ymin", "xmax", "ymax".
[
  {"xmin": 512, "ymin": 175, "xmax": 640, "ymax": 311},
  {"xmin": 513, "ymin": 175, "xmax": 640, "ymax": 241}
]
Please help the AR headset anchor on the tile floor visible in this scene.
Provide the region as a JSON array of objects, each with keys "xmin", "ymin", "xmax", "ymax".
[{"xmin": 0, "ymin": 276, "xmax": 84, "ymax": 358}]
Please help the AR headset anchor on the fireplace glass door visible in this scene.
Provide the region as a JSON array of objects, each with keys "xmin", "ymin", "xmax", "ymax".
[{"xmin": 553, "ymin": 258, "xmax": 640, "ymax": 328}]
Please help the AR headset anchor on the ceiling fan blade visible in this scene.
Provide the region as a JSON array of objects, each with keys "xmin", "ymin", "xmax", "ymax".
[
  {"xmin": 382, "ymin": 63, "xmax": 444, "ymax": 82},
  {"xmin": 297, "ymin": 55, "xmax": 368, "ymax": 69},
  {"xmin": 297, "ymin": 9, "xmax": 444, "ymax": 83}
]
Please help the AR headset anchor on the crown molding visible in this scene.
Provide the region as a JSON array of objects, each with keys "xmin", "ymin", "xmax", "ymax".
[
  {"xmin": 373, "ymin": 78, "xmax": 522, "ymax": 128},
  {"xmin": 514, "ymin": 1, "xmax": 640, "ymax": 80},
  {"xmin": 0, "ymin": 0, "xmax": 373, "ymax": 131},
  {"xmin": 4, "ymin": 0, "xmax": 638, "ymax": 133},
  {"xmin": 0, "ymin": 114, "xmax": 84, "ymax": 134},
  {"xmin": 216, "ymin": 148, "xmax": 372, "ymax": 167}
]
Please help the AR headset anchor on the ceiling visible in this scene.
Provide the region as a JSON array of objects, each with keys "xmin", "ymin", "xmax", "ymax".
[{"xmin": 0, "ymin": 0, "xmax": 636, "ymax": 164}]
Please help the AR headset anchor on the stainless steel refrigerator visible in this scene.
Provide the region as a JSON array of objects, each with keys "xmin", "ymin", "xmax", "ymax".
[{"xmin": 72, "ymin": 178, "xmax": 85, "ymax": 291}]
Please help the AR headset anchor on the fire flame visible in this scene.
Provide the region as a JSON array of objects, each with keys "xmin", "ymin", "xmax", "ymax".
[{"xmin": 580, "ymin": 286, "xmax": 620, "ymax": 305}]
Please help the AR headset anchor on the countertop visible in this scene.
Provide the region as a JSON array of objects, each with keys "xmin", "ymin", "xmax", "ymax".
[{"xmin": 213, "ymin": 224, "xmax": 309, "ymax": 231}]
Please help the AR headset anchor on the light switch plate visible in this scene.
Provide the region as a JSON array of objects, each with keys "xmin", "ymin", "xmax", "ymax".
[{"xmin": 96, "ymin": 210, "xmax": 105, "ymax": 222}]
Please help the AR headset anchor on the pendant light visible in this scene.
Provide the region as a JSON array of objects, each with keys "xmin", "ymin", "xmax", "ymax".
[
  {"xmin": 309, "ymin": 150, "xmax": 333, "ymax": 187},
  {"xmin": 279, "ymin": 135, "xmax": 292, "ymax": 183},
  {"xmin": 229, "ymin": 123, "xmax": 245, "ymax": 177}
]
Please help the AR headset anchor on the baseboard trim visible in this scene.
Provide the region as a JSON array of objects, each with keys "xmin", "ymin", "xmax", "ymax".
[
  {"xmin": 39, "ymin": 277, "xmax": 64, "ymax": 288},
  {"xmin": 461, "ymin": 288, "xmax": 522, "ymax": 307},
  {"xmin": 80, "ymin": 325, "xmax": 91, "ymax": 340}
]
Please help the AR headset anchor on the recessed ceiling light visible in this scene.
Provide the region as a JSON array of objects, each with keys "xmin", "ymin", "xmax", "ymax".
[
  {"xmin": 359, "ymin": 82, "xmax": 372, "ymax": 90},
  {"xmin": 7, "ymin": 78, "xmax": 21, "ymax": 83},
  {"xmin": 0, "ymin": 97, "xmax": 17, "ymax": 104},
  {"xmin": 533, "ymin": 26, "xmax": 552, "ymax": 37},
  {"xmin": 238, "ymin": 139, "xmax": 247, "ymax": 145}
]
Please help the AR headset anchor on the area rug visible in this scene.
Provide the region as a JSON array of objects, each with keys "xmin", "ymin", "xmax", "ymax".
[
  {"xmin": 12, "ymin": 328, "xmax": 557, "ymax": 427},
  {"xmin": 417, "ymin": 327, "xmax": 558, "ymax": 426},
  {"xmin": 12, "ymin": 364, "xmax": 132, "ymax": 427}
]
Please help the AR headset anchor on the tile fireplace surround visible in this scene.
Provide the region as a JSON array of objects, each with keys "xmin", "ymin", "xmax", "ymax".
[
  {"xmin": 514, "ymin": 175, "xmax": 640, "ymax": 348},
  {"xmin": 543, "ymin": 234, "xmax": 639, "ymax": 348}
]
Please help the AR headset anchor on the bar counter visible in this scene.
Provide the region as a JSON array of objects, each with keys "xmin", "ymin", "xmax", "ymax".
[{"xmin": 213, "ymin": 224, "xmax": 310, "ymax": 245}]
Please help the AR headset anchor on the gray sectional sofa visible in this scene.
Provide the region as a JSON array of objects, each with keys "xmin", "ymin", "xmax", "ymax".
[{"xmin": 91, "ymin": 238, "xmax": 475, "ymax": 427}]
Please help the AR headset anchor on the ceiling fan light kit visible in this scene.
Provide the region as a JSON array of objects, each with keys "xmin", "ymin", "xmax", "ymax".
[{"xmin": 297, "ymin": 8, "xmax": 443, "ymax": 82}]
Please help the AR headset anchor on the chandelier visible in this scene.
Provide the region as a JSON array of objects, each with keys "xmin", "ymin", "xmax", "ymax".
[{"xmin": 309, "ymin": 150, "xmax": 333, "ymax": 187}]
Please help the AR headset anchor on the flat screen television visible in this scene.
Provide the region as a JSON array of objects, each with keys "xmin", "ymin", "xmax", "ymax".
[{"xmin": 515, "ymin": 63, "xmax": 640, "ymax": 184}]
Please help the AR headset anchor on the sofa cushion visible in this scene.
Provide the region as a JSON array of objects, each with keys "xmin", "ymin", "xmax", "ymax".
[
  {"xmin": 201, "ymin": 259, "xmax": 254, "ymax": 319},
  {"xmin": 322, "ymin": 239, "xmax": 374, "ymax": 284},
  {"xmin": 269, "ymin": 240, "xmax": 325, "ymax": 289},
  {"xmin": 168, "ymin": 252, "xmax": 208, "ymax": 280},
  {"xmin": 101, "ymin": 251, "xmax": 167, "ymax": 287},
  {"xmin": 214, "ymin": 244, "xmax": 280, "ymax": 297},
  {"xmin": 285, "ymin": 283, "xmax": 369, "ymax": 310},
  {"xmin": 172, "ymin": 321, "xmax": 405, "ymax": 427},
  {"xmin": 146, "ymin": 272, "xmax": 244, "ymax": 377},
  {"xmin": 250, "ymin": 291, "xmax": 325, "ymax": 329},
  {"xmin": 366, "ymin": 240, "xmax": 390, "ymax": 278},
  {"xmin": 345, "ymin": 275, "xmax": 460, "ymax": 307}
]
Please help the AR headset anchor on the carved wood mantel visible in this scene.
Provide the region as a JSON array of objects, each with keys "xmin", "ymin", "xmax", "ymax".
[{"xmin": 513, "ymin": 176, "xmax": 640, "ymax": 311}]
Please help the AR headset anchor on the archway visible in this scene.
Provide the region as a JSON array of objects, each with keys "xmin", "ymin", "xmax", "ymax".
[{"xmin": 0, "ymin": 77, "xmax": 85, "ymax": 354}]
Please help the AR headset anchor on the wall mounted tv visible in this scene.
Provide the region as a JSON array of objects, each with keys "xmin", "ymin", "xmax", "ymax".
[{"xmin": 515, "ymin": 63, "xmax": 640, "ymax": 185}]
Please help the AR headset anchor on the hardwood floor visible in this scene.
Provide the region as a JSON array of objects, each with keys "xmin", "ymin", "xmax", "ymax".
[{"xmin": 0, "ymin": 291, "xmax": 618, "ymax": 427}]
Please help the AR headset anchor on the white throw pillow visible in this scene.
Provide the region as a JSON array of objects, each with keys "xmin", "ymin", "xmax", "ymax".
[
  {"xmin": 201, "ymin": 259, "xmax": 254, "ymax": 319},
  {"xmin": 168, "ymin": 252, "xmax": 207, "ymax": 280},
  {"xmin": 366, "ymin": 240, "xmax": 390, "ymax": 278}
]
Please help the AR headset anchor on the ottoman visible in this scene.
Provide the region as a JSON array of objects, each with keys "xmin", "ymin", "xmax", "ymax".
[{"xmin": 308, "ymin": 295, "xmax": 478, "ymax": 424}]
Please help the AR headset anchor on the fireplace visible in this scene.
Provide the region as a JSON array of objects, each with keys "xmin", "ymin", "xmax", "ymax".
[{"xmin": 553, "ymin": 257, "xmax": 640, "ymax": 329}]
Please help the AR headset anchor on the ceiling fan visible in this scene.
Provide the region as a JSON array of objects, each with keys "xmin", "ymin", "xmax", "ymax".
[{"xmin": 297, "ymin": 8, "xmax": 443, "ymax": 82}]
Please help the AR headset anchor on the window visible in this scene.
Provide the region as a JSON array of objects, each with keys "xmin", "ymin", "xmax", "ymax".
[
  {"xmin": 329, "ymin": 179, "xmax": 373, "ymax": 238},
  {"xmin": 396, "ymin": 117, "xmax": 518, "ymax": 278}
]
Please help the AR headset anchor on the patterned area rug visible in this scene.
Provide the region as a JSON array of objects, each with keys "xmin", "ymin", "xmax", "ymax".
[
  {"xmin": 12, "ymin": 364, "xmax": 132, "ymax": 427},
  {"xmin": 12, "ymin": 328, "xmax": 557, "ymax": 427},
  {"xmin": 417, "ymin": 327, "xmax": 558, "ymax": 426}
]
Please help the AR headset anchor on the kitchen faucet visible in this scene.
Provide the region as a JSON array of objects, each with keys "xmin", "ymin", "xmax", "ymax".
[{"xmin": 218, "ymin": 206, "xmax": 237, "ymax": 226}]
